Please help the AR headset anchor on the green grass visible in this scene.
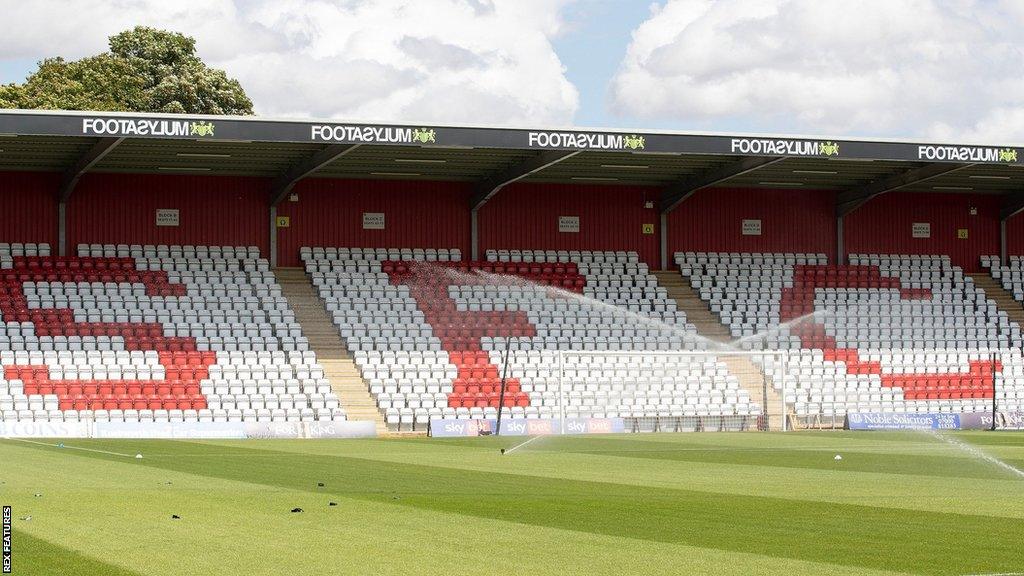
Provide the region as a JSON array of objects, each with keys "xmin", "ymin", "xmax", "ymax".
[{"xmin": 2, "ymin": 431, "xmax": 1023, "ymax": 575}]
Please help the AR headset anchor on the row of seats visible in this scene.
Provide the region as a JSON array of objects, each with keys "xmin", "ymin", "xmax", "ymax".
[
  {"xmin": 679, "ymin": 251, "xmax": 1024, "ymax": 420},
  {"xmin": 306, "ymin": 247, "xmax": 757, "ymax": 429},
  {"xmin": 1, "ymin": 245, "xmax": 345, "ymax": 424}
]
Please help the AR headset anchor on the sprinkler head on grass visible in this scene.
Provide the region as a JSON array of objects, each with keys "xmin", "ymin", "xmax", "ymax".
[
  {"xmin": 171, "ymin": 515, "xmax": 181, "ymax": 520},
  {"xmin": 291, "ymin": 508, "xmax": 303, "ymax": 513},
  {"xmin": 328, "ymin": 502, "xmax": 338, "ymax": 507},
  {"xmin": 317, "ymin": 482, "xmax": 325, "ymax": 487}
]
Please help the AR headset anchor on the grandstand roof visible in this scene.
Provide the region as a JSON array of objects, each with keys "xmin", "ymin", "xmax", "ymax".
[{"xmin": 2, "ymin": 109, "xmax": 1024, "ymax": 217}]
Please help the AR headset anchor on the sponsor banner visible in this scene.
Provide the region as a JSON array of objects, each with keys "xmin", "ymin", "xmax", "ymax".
[
  {"xmin": 849, "ymin": 411, "xmax": 1024, "ymax": 431},
  {"xmin": 155, "ymin": 208, "xmax": 179, "ymax": 227},
  {"xmin": 846, "ymin": 412, "xmax": 961, "ymax": 430},
  {"xmin": 954, "ymin": 412, "xmax": 995, "ymax": 430},
  {"xmin": 999, "ymin": 411, "xmax": 1024, "ymax": 430},
  {"xmin": 81, "ymin": 117, "xmax": 215, "ymax": 137},
  {"xmin": 429, "ymin": 418, "xmax": 625, "ymax": 437},
  {"xmin": 0, "ymin": 111, "xmax": 1022, "ymax": 164},
  {"xmin": 917, "ymin": 145, "xmax": 1017, "ymax": 163},
  {"xmin": 91, "ymin": 420, "xmax": 377, "ymax": 439},
  {"xmin": 304, "ymin": 419, "xmax": 377, "ymax": 438},
  {"xmin": 528, "ymin": 131, "xmax": 645, "ymax": 151},
  {"xmin": 741, "ymin": 219, "xmax": 762, "ymax": 236},
  {"xmin": 0, "ymin": 419, "xmax": 375, "ymax": 439},
  {"xmin": 243, "ymin": 421, "xmax": 303, "ymax": 439},
  {"xmin": 0, "ymin": 421, "xmax": 90, "ymax": 437},
  {"xmin": 730, "ymin": 138, "xmax": 839, "ymax": 157},
  {"xmin": 312, "ymin": 125, "xmax": 436, "ymax": 144},
  {"xmin": 362, "ymin": 212, "xmax": 385, "ymax": 230},
  {"xmin": 94, "ymin": 421, "xmax": 247, "ymax": 439},
  {"xmin": 912, "ymin": 222, "xmax": 931, "ymax": 238},
  {"xmin": 558, "ymin": 215, "xmax": 580, "ymax": 233},
  {"xmin": 243, "ymin": 420, "xmax": 376, "ymax": 439}
]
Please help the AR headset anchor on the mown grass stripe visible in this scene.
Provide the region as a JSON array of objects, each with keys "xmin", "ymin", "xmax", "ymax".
[
  {"xmin": 7, "ymin": 438, "xmax": 1021, "ymax": 575},
  {"xmin": 542, "ymin": 436, "xmax": 1024, "ymax": 480},
  {"xmin": 7, "ymin": 530, "xmax": 143, "ymax": 576}
]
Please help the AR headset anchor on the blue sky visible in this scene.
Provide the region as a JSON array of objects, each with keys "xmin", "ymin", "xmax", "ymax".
[
  {"xmin": 551, "ymin": 1, "xmax": 653, "ymax": 129},
  {"xmin": 2, "ymin": 0, "xmax": 1024, "ymax": 142}
]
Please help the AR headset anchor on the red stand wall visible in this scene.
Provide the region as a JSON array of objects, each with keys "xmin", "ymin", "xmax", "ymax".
[
  {"xmin": 666, "ymin": 187, "xmax": 837, "ymax": 263},
  {"xmin": 67, "ymin": 173, "xmax": 269, "ymax": 256},
  {"xmin": 843, "ymin": 192, "xmax": 999, "ymax": 271},
  {"xmin": 0, "ymin": 171, "xmax": 59, "ymax": 246},
  {"xmin": 275, "ymin": 178, "xmax": 472, "ymax": 267},
  {"xmin": 478, "ymin": 182, "xmax": 662, "ymax": 266},
  {"xmin": 0, "ymin": 169, "xmax": 1010, "ymax": 272},
  {"xmin": 1004, "ymin": 215, "xmax": 1024, "ymax": 258}
]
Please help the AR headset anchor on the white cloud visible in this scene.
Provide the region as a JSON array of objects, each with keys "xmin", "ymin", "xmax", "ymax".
[
  {"xmin": 0, "ymin": 0, "xmax": 579, "ymax": 124},
  {"xmin": 611, "ymin": 0, "xmax": 1024, "ymax": 142}
]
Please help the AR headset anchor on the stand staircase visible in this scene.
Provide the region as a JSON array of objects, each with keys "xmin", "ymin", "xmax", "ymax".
[
  {"xmin": 655, "ymin": 271, "xmax": 787, "ymax": 430},
  {"xmin": 275, "ymin": 268, "xmax": 387, "ymax": 436},
  {"xmin": 972, "ymin": 274, "xmax": 1024, "ymax": 330}
]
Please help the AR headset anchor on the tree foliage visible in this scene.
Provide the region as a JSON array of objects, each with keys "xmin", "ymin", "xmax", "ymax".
[{"xmin": 0, "ymin": 26, "xmax": 253, "ymax": 115}]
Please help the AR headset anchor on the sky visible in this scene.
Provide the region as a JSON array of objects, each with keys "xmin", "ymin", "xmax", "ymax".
[{"xmin": 2, "ymin": 0, "xmax": 1024, "ymax": 143}]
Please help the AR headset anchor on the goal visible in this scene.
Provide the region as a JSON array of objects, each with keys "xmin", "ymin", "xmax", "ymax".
[{"xmin": 529, "ymin": 349, "xmax": 791, "ymax": 433}]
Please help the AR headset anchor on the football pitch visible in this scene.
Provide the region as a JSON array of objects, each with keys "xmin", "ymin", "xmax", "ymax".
[{"xmin": 1, "ymin": 431, "xmax": 1023, "ymax": 576}]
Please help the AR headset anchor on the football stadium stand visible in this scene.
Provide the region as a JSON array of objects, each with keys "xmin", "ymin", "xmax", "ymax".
[
  {"xmin": 6, "ymin": 110, "xmax": 1024, "ymax": 435},
  {"xmin": 302, "ymin": 247, "xmax": 761, "ymax": 430},
  {"xmin": 677, "ymin": 251, "xmax": 1024, "ymax": 425},
  {"xmin": 0, "ymin": 243, "xmax": 343, "ymax": 424}
]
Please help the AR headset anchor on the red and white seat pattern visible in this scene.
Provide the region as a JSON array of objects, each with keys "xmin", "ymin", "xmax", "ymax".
[
  {"xmin": 303, "ymin": 247, "xmax": 756, "ymax": 430},
  {"xmin": 677, "ymin": 251, "xmax": 1024, "ymax": 419},
  {"xmin": 0, "ymin": 244, "xmax": 342, "ymax": 425}
]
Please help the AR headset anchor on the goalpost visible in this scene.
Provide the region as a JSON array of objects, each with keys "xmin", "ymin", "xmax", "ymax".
[{"xmin": 548, "ymin": 350, "xmax": 791, "ymax": 434}]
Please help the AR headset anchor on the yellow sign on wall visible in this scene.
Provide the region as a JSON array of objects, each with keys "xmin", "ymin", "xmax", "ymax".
[
  {"xmin": 276, "ymin": 216, "xmax": 290, "ymax": 228},
  {"xmin": 642, "ymin": 223, "xmax": 655, "ymax": 235},
  {"xmin": 957, "ymin": 228, "xmax": 968, "ymax": 239}
]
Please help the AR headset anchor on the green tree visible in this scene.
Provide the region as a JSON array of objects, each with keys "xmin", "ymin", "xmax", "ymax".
[{"xmin": 1, "ymin": 26, "xmax": 253, "ymax": 115}]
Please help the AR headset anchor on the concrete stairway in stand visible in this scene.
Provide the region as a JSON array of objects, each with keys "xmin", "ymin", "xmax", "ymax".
[
  {"xmin": 654, "ymin": 271, "xmax": 731, "ymax": 343},
  {"xmin": 275, "ymin": 267, "xmax": 388, "ymax": 435},
  {"xmin": 972, "ymin": 274, "xmax": 1024, "ymax": 330},
  {"xmin": 654, "ymin": 271, "xmax": 787, "ymax": 430}
]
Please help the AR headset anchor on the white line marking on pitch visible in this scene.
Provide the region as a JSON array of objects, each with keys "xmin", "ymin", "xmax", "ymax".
[
  {"xmin": 503, "ymin": 436, "xmax": 541, "ymax": 455},
  {"xmin": 9, "ymin": 438, "xmax": 135, "ymax": 458}
]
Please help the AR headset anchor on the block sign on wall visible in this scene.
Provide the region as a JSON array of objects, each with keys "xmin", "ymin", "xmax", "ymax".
[
  {"xmin": 362, "ymin": 212, "xmax": 385, "ymax": 230},
  {"xmin": 559, "ymin": 216, "xmax": 580, "ymax": 233},
  {"xmin": 641, "ymin": 223, "xmax": 655, "ymax": 235},
  {"xmin": 741, "ymin": 219, "xmax": 762, "ymax": 236},
  {"xmin": 912, "ymin": 222, "xmax": 931, "ymax": 238},
  {"xmin": 276, "ymin": 216, "xmax": 290, "ymax": 228},
  {"xmin": 155, "ymin": 209, "xmax": 180, "ymax": 227},
  {"xmin": 957, "ymin": 228, "xmax": 968, "ymax": 239}
]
